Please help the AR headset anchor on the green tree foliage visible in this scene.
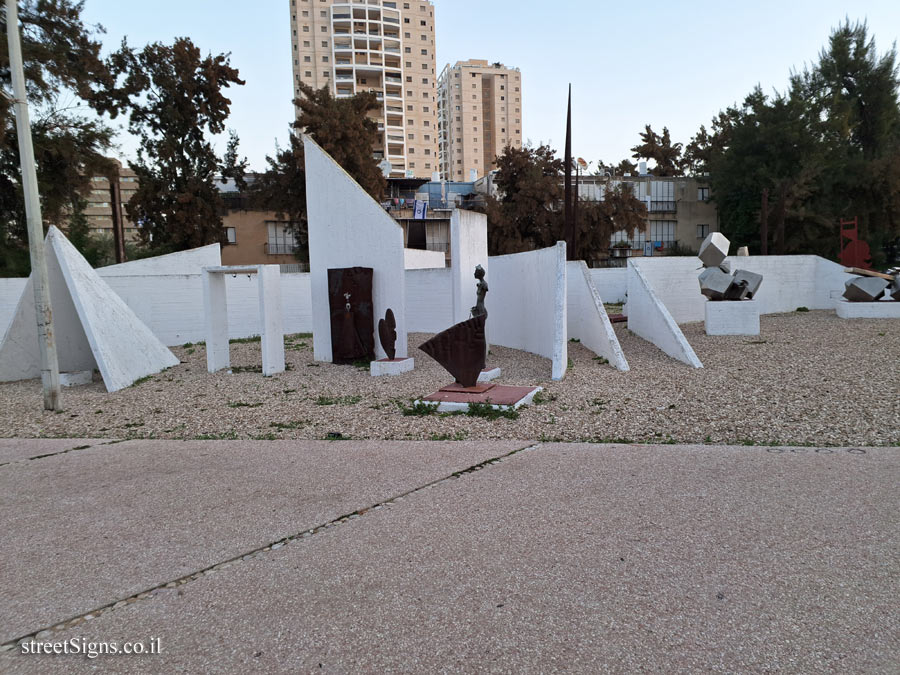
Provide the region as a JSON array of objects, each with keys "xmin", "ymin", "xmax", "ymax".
[
  {"xmin": 630, "ymin": 125, "xmax": 684, "ymax": 176},
  {"xmin": 99, "ymin": 37, "xmax": 246, "ymax": 253},
  {"xmin": 248, "ymin": 133, "xmax": 308, "ymax": 261},
  {"xmin": 484, "ymin": 144, "xmax": 563, "ymax": 254},
  {"xmin": 294, "ymin": 83, "xmax": 385, "ymax": 200},
  {"xmin": 484, "ymin": 144, "xmax": 646, "ymax": 262},
  {"xmin": 0, "ymin": 0, "xmax": 116, "ymax": 276},
  {"xmin": 696, "ymin": 20, "xmax": 900, "ymax": 263}
]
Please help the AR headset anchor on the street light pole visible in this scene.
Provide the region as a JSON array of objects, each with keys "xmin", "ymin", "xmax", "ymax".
[{"xmin": 5, "ymin": 0, "xmax": 61, "ymax": 410}]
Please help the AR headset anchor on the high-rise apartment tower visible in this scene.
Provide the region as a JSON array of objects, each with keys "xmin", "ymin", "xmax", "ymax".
[
  {"xmin": 289, "ymin": 0, "xmax": 438, "ymax": 179},
  {"xmin": 437, "ymin": 59, "xmax": 522, "ymax": 181}
]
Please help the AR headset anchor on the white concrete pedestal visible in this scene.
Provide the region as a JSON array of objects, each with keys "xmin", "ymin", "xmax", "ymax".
[
  {"xmin": 705, "ymin": 300, "xmax": 760, "ymax": 336},
  {"xmin": 370, "ymin": 357, "xmax": 414, "ymax": 376},
  {"xmin": 836, "ymin": 300, "xmax": 900, "ymax": 319},
  {"xmin": 477, "ymin": 367, "xmax": 501, "ymax": 383}
]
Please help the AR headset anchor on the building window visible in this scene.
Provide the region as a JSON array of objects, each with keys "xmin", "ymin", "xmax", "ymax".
[
  {"xmin": 698, "ymin": 186, "xmax": 710, "ymax": 201},
  {"xmin": 225, "ymin": 227, "xmax": 236, "ymax": 244},
  {"xmin": 649, "ymin": 221, "xmax": 677, "ymax": 245},
  {"xmin": 267, "ymin": 222, "xmax": 297, "ymax": 255},
  {"xmin": 697, "ymin": 224, "xmax": 710, "ymax": 239}
]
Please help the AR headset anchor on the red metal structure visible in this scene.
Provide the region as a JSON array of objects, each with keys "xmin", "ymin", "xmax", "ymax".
[{"xmin": 839, "ymin": 217, "xmax": 873, "ymax": 270}]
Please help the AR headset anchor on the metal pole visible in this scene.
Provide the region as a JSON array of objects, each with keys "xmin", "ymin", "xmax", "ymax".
[
  {"xmin": 6, "ymin": 0, "xmax": 61, "ymax": 410},
  {"xmin": 564, "ymin": 85, "xmax": 573, "ymax": 260}
]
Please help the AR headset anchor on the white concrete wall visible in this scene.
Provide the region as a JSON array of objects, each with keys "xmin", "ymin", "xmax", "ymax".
[
  {"xmin": 304, "ymin": 135, "xmax": 407, "ymax": 361},
  {"xmin": 405, "ymin": 268, "xmax": 453, "ymax": 333},
  {"xmin": 631, "ymin": 255, "xmax": 848, "ymax": 324},
  {"xmin": 450, "ymin": 209, "xmax": 489, "ymax": 324},
  {"xmin": 487, "ymin": 242, "xmax": 567, "ymax": 380},
  {"xmin": 627, "ymin": 260, "xmax": 703, "ymax": 368},
  {"xmin": 403, "ymin": 248, "xmax": 446, "ymax": 269},
  {"xmin": 567, "ymin": 261, "xmax": 629, "ymax": 371},
  {"xmin": 0, "ymin": 278, "xmax": 28, "ymax": 338},
  {"xmin": 588, "ymin": 268, "xmax": 627, "ymax": 304},
  {"xmin": 97, "ymin": 244, "xmax": 221, "ymax": 277}
]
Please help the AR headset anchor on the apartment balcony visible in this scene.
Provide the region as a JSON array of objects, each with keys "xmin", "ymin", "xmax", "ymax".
[
  {"xmin": 266, "ymin": 242, "xmax": 297, "ymax": 256},
  {"xmin": 649, "ymin": 201, "xmax": 677, "ymax": 213},
  {"xmin": 385, "ymin": 75, "xmax": 402, "ymax": 84}
]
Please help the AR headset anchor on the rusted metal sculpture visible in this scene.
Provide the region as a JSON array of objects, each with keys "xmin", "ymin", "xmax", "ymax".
[
  {"xmin": 328, "ymin": 267, "xmax": 374, "ymax": 363},
  {"xmin": 419, "ymin": 313, "xmax": 486, "ymax": 388},
  {"xmin": 378, "ymin": 308, "xmax": 397, "ymax": 360}
]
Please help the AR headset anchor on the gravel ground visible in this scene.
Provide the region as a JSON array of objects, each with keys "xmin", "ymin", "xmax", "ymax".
[{"xmin": 0, "ymin": 310, "xmax": 897, "ymax": 446}]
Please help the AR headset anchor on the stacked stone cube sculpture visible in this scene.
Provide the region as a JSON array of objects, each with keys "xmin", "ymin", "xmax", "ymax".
[
  {"xmin": 843, "ymin": 276, "xmax": 889, "ymax": 302},
  {"xmin": 696, "ymin": 233, "xmax": 763, "ymax": 303}
]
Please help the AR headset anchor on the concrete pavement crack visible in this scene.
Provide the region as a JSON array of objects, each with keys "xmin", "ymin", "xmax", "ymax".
[
  {"xmin": 0, "ymin": 439, "xmax": 122, "ymax": 469},
  {"xmin": 0, "ymin": 440, "xmax": 542, "ymax": 651}
]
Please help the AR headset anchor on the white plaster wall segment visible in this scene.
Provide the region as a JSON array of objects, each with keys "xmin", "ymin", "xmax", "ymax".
[
  {"xmin": 705, "ymin": 300, "xmax": 761, "ymax": 336},
  {"xmin": 486, "ymin": 242, "xmax": 567, "ymax": 381},
  {"xmin": 627, "ymin": 260, "xmax": 703, "ymax": 368},
  {"xmin": 0, "ymin": 278, "xmax": 27, "ymax": 337},
  {"xmin": 835, "ymin": 300, "xmax": 900, "ymax": 319},
  {"xmin": 405, "ymin": 268, "xmax": 453, "ymax": 333},
  {"xmin": 567, "ymin": 261, "xmax": 629, "ymax": 371},
  {"xmin": 303, "ymin": 135, "xmax": 406, "ymax": 362},
  {"xmin": 202, "ymin": 265, "xmax": 285, "ymax": 376},
  {"xmin": 450, "ymin": 209, "xmax": 489, "ymax": 325},
  {"xmin": 403, "ymin": 248, "xmax": 445, "ymax": 269},
  {"xmin": 588, "ymin": 268, "xmax": 627, "ymax": 304}
]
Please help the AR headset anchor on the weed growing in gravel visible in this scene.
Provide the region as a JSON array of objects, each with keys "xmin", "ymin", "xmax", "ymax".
[
  {"xmin": 398, "ymin": 401, "xmax": 439, "ymax": 416},
  {"xmin": 270, "ymin": 420, "xmax": 310, "ymax": 430},
  {"xmin": 593, "ymin": 356, "xmax": 609, "ymax": 365},
  {"xmin": 228, "ymin": 401, "xmax": 263, "ymax": 408},
  {"xmin": 352, "ymin": 359, "xmax": 371, "ymax": 371},
  {"xmin": 194, "ymin": 431, "xmax": 239, "ymax": 440},
  {"xmin": 230, "ymin": 335, "xmax": 261, "ymax": 344},
  {"xmin": 532, "ymin": 391, "xmax": 557, "ymax": 405},
  {"xmin": 130, "ymin": 375, "xmax": 153, "ymax": 387},
  {"xmin": 315, "ymin": 395, "xmax": 362, "ymax": 406},
  {"xmin": 429, "ymin": 431, "xmax": 469, "ymax": 441},
  {"xmin": 230, "ymin": 365, "xmax": 262, "ymax": 374},
  {"xmin": 567, "ymin": 357, "xmax": 574, "ymax": 370},
  {"xmin": 795, "ymin": 307, "xmax": 809, "ymax": 312},
  {"xmin": 253, "ymin": 433, "xmax": 278, "ymax": 440},
  {"xmin": 463, "ymin": 401, "xmax": 519, "ymax": 420},
  {"xmin": 569, "ymin": 338, "xmax": 580, "ymax": 343}
]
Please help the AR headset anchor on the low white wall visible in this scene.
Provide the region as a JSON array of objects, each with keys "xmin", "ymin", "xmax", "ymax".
[
  {"xmin": 627, "ymin": 261, "xmax": 703, "ymax": 368},
  {"xmin": 405, "ymin": 268, "xmax": 453, "ymax": 334},
  {"xmin": 488, "ymin": 242, "xmax": 567, "ymax": 380},
  {"xmin": 567, "ymin": 262, "xmax": 629, "ymax": 371},
  {"xmin": 97, "ymin": 244, "xmax": 221, "ymax": 277},
  {"xmin": 451, "ymin": 209, "xmax": 489, "ymax": 324},
  {"xmin": 0, "ymin": 278, "xmax": 27, "ymax": 338},
  {"xmin": 631, "ymin": 255, "xmax": 847, "ymax": 324},
  {"xmin": 589, "ymin": 268, "xmax": 627, "ymax": 304},
  {"xmin": 404, "ymin": 248, "xmax": 446, "ymax": 269}
]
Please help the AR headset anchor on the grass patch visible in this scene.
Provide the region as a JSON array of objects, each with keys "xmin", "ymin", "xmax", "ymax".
[
  {"xmin": 352, "ymin": 359, "xmax": 371, "ymax": 371},
  {"xmin": 567, "ymin": 357, "xmax": 574, "ymax": 370},
  {"xmin": 795, "ymin": 306, "xmax": 809, "ymax": 312},
  {"xmin": 592, "ymin": 356, "xmax": 609, "ymax": 365},
  {"xmin": 230, "ymin": 365, "xmax": 262, "ymax": 374},
  {"xmin": 531, "ymin": 391, "xmax": 557, "ymax": 405},
  {"xmin": 130, "ymin": 375, "xmax": 153, "ymax": 387},
  {"xmin": 253, "ymin": 433, "xmax": 278, "ymax": 441},
  {"xmin": 463, "ymin": 401, "xmax": 519, "ymax": 420},
  {"xmin": 429, "ymin": 430, "xmax": 469, "ymax": 441},
  {"xmin": 398, "ymin": 400, "xmax": 440, "ymax": 416},
  {"xmin": 230, "ymin": 335, "xmax": 261, "ymax": 344},
  {"xmin": 122, "ymin": 421, "xmax": 144, "ymax": 428},
  {"xmin": 315, "ymin": 395, "xmax": 362, "ymax": 406},
  {"xmin": 194, "ymin": 431, "xmax": 239, "ymax": 440},
  {"xmin": 569, "ymin": 338, "xmax": 580, "ymax": 343},
  {"xmin": 227, "ymin": 401, "xmax": 263, "ymax": 408},
  {"xmin": 270, "ymin": 420, "xmax": 310, "ymax": 430}
]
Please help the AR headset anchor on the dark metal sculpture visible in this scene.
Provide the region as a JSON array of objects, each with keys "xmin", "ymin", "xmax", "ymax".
[
  {"xmin": 328, "ymin": 267, "xmax": 375, "ymax": 364},
  {"xmin": 419, "ymin": 313, "xmax": 486, "ymax": 388},
  {"xmin": 564, "ymin": 84, "xmax": 574, "ymax": 261},
  {"xmin": 471, "ymin": 264, "xmax": 488, "ymax": 317},
  {"xmin": 378, "ymin": 308, "xmax": 397, "ymax": 360}
]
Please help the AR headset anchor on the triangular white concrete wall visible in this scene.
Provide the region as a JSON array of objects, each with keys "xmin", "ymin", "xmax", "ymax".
[
  {"xmin": 303, "ymin": 135, "xmax": 407, "ymax": 361},
  {"xmin": 0, "ymin": 227, "xmax": 179, "ymax": 391}
]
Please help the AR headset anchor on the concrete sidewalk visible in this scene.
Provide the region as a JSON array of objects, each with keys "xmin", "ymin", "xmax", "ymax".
[{"xmin": 1, "ymin": 439, "xmax": 897, "ymax": 673}]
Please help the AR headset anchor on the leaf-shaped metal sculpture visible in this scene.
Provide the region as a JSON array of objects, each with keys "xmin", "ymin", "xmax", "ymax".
[
  {"xmin": 419, "ymin": 313, "xmax": 486, "ymax": 388},
  {"xmin": 378, "ymin": 308, "xmax": 397, "ymax": 360}
]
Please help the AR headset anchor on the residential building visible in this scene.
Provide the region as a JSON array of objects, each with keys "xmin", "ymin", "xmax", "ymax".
[
  {"xmin": 81, "ymin": 160, "xmax": 140, "ymax": 241},
  {"xmin": 437, "ymin": 59, "xmax": 523, "ymax": 181},
  {"xmin": 289, "ymin": 0, "xmax": 438, "ymax": 179}
]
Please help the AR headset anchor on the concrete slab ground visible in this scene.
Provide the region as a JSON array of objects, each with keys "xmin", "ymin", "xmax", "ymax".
[
  {"xmin": 0, "ymin": 438, "xmax": 109, "ymax": 465},
  {"xmin": 1, "ymin": 440, "xmax": 897, "ymax": 673},
  {"xmin": 0, "ymin": 438, "xmax": 525, "ymax": 645}
]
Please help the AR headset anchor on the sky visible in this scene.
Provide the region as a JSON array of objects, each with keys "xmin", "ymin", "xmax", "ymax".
[{"xmin": 79, "ymin": 0, "xmax": 900, "ymax": 173}]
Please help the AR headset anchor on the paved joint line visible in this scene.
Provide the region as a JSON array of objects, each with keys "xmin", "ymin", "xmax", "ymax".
[
  {"xmin": 0, "ymin": 441, "xmax": 542, "ymax": 651},
  {"xmin": 0, "ymin": 440, "xmax": 122, "ymax": 469}
]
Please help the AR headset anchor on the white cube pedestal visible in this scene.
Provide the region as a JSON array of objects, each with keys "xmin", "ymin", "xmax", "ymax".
[
  {"xmin": 836, "ymin": 300, "xmax": 900, "ymax": 319},
  {"xmin": 370, "ymin": 357, "xmax": 414, "ymax": 376},
  {"xmin": 705, "ymin": 300, "xmax": 760, "ymax": 336}
]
